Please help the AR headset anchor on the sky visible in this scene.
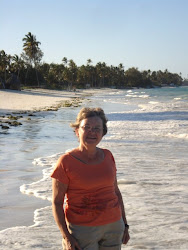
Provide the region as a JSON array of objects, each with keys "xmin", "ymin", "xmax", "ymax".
[{"xmin": 1, "ymin": 0, "xmax": 188, "ymax": 78}]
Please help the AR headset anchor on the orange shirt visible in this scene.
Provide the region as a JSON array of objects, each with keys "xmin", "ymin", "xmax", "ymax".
[{"xmin": 51, "ymin": 149, "xmax": 121, "ymax": 226}]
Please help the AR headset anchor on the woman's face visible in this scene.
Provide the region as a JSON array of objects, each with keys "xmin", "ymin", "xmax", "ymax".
[{"xmin": 76, "ymin": 116, "xmax": 104, "ymax": 148}]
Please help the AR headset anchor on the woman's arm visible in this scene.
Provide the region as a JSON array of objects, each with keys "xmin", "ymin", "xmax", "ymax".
[
  {"xmin": 114, "ymin": 177, "xmax": 130, "ymax": 245},
  {"xmin": 52, "ymin": 179, "xmax": 81, "ymax": 250}
]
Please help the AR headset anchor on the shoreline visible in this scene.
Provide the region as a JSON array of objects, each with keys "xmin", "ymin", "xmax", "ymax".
[
  {"xmin": 1, "ymin": 86, "xmax": 186, "ymax": 114},
  {"xmin": 0, "ymin": 88, "xmax": 95, "ymax": 113},
  {"xmin": 0, "ymin": 88, "xmax": 101, "ymax": 131}
]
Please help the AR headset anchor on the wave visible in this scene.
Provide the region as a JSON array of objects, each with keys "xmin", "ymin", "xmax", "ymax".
[
  {"xmin": 166, "ymin": 133, "xmax": 188, "ymax": 140},
  {"xmin": 20, "ymin": 152, "xmax": 65, "ymax": 202},
  {"xmin": 107, "ymin": 110, "xmax": 188, "ymax": 122},
  {"xmin": 20, "ymin": 167, "xmax": 53, "ymax": 202},
  {"xmin": 125, "ymin": 94, "xmax": 149, "ymax": 98},
  {"xmin": 148, "ymin": 101, "xmax": 159, "ymax": 104},
  {"xmin": 117, "ymin": 179, "xmax": 136, "ymax": 185},
  {"xmin": 32, "ymin": 152, "xmax": 62, "ymax": 166},
  {"xmin": 0, "ymin": 206, "xmax": 61, "ymax": 249}
]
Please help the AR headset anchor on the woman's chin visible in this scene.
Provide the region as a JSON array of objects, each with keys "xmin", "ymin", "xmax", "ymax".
[{"xmin": 85, "ymin": 139, "xmax": 98, "ymax": 145}]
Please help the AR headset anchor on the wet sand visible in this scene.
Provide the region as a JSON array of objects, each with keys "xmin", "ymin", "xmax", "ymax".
[{"xmin": 0, "ymin": 88, "xmax": 97, "ymax": 113}]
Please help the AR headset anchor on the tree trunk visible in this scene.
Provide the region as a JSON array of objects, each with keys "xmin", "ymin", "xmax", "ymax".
[
  {"xmin": 0, "ymin": 77, "xmax": 5, "ymax": 89},
  {"xmin": 35, "ymin": 68, "xmax": 40, "ymax": 87},
  {"xmin": 25, "ymin": 67, "xmax": 29, "ymax": 85},
  {"xmin": 4, "ymin": 70, "xmax": 7, "ymax": 83}
]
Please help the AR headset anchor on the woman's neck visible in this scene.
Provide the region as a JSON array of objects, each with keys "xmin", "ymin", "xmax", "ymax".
[{"xmin": 78, "ymin": 146, "xmax": 98, "ymax": 160}]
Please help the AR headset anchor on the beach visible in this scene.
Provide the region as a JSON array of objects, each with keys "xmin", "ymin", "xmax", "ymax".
[
  {"xmin": 0, "ymin": 87, "xmax": 188, "ymax": 249},
  {"xmin": 0, "ymin": 88, "xmax": 96, "ymax": 113}
]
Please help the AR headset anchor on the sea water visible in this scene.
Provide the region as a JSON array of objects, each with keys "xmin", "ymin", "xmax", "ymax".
[{"xmin": 0, "ymin": 87, "xmax": 188, "ymax": 249}]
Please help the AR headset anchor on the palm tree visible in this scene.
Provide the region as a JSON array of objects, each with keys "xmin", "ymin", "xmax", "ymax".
[
  {"xmin": 77, "ymin": 65, "xmax": 87, "ymax": 86},
  {"xmin": 68, "ymin": 59, "xmax": 78, "ymax": 90},
  {"xmin": 62, "ymin": 57, "xmax": 68, "ymax": 66},
  {"xmin": 87, "ymin": 59, "xmax": 92, "ymax": 66},
  {"xmin": 22, "ymin": 32, "xmax": 42, "ymax": 63},
  {"xmin": 85, "ymin": 59, "xmax": 94, "ymax": 87},
  {"xmin": 96, "ymin": 62, "xmax": 107, "ymax": 87},
  {"xmin": 22, "ymin": 32, "xmax": 43, "ymax": 86},
  {"xmin": 0, "ymin": 50, "xmax": 12, "ymax": 85},
  {"xmin": 117, "ymin": 63, "xmax": 125, "ymax": 87},
  {"xmin": 12, "ymin": 54, "xmax": 25, "ymax": 78}
]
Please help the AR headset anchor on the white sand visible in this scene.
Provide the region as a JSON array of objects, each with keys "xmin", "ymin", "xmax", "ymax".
[{"xmin": 0, "ymin": 88, "xmax": 98, "ymax": 113}]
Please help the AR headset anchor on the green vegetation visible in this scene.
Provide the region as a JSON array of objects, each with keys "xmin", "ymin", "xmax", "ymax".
[{"xmin": 0, "ymin": 32, "xmax": 183, "ymax": 90}]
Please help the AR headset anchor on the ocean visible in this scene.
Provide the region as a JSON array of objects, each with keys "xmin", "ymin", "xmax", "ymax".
[{"xmin": 0, "ymin": 87, "xmax": 188, "ymax": 249}]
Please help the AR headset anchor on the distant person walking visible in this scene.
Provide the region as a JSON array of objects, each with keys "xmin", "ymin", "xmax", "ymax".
[{"xmin": 51, "ymin": 107, "xmax": 130, "ymax": 250}]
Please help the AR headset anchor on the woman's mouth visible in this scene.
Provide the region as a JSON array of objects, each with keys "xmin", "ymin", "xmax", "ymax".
[{"xmin": 87, "ymin": 136, "xmax": 96, "ymax": 140}]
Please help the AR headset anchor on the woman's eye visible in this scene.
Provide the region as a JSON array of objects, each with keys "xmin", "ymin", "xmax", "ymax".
[
  {"xmin": 94, "ymin": 128, "xmax": 100, "ymax": 132},
  {"xmin": 85, "ymin": 125, "xmax": 91, "ymax": 129}
]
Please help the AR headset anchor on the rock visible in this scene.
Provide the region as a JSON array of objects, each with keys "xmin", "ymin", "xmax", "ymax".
[
  {"xmin": 10, "ymin": 121, "xmax": 22, "ymax": 126},
  {"xmin": 7, "ymin": 115, "xmax": 18, "ymax": 120},
  {"xmin": 1, "ymin": 125, "xmax": 9, "ymax": 129}
]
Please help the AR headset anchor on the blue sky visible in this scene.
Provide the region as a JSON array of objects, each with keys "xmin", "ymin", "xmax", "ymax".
[{"xmin": 1, "ymin": 0, "xmax": 188, "ymax": 78}]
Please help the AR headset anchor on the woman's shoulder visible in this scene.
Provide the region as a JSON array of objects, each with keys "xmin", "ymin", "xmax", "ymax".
[
  {"xmin": 102, "ymin": 148, "xmax": 113, "ymax": 155},
  {"xmin": 57, "ymin": 151, "xmax": 72, "ymax": 164},
  {"xmin": 102, "ymin": 148, "xmax": 115, "ymax": 163}
]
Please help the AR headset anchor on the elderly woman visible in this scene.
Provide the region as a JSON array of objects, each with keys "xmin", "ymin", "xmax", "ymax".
[{"xmin": 51, "ymin": 107, "xmax": 130, "ymax": 250}]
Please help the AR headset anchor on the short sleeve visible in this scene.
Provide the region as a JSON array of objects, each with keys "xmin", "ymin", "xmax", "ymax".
[
  {"xmin": 51, "ymin": 156, "xmax": 69, "ymax": 184},
  {"xmin": 104, "ymin": 149, "xmax": 117, "ymax": 172},
  {"xmin": 109, "ymin": 151, "xmax": 117, "ymax": 171}
]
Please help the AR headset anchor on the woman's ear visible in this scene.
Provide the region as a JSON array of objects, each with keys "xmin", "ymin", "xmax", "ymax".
[{"xmin": 75, "ymin": 128, "xmax": 79, "ymax": 138}]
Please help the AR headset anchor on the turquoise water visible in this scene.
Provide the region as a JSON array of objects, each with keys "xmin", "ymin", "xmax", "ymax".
[{"xmin": 0, "ymin": 87, "xmax": 188, "ymax": 249}]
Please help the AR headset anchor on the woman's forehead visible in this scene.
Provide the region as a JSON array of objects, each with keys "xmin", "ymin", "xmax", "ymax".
[{"xmin": 80, "ymin": 116, "xmax": 103, "ymax": 125}]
